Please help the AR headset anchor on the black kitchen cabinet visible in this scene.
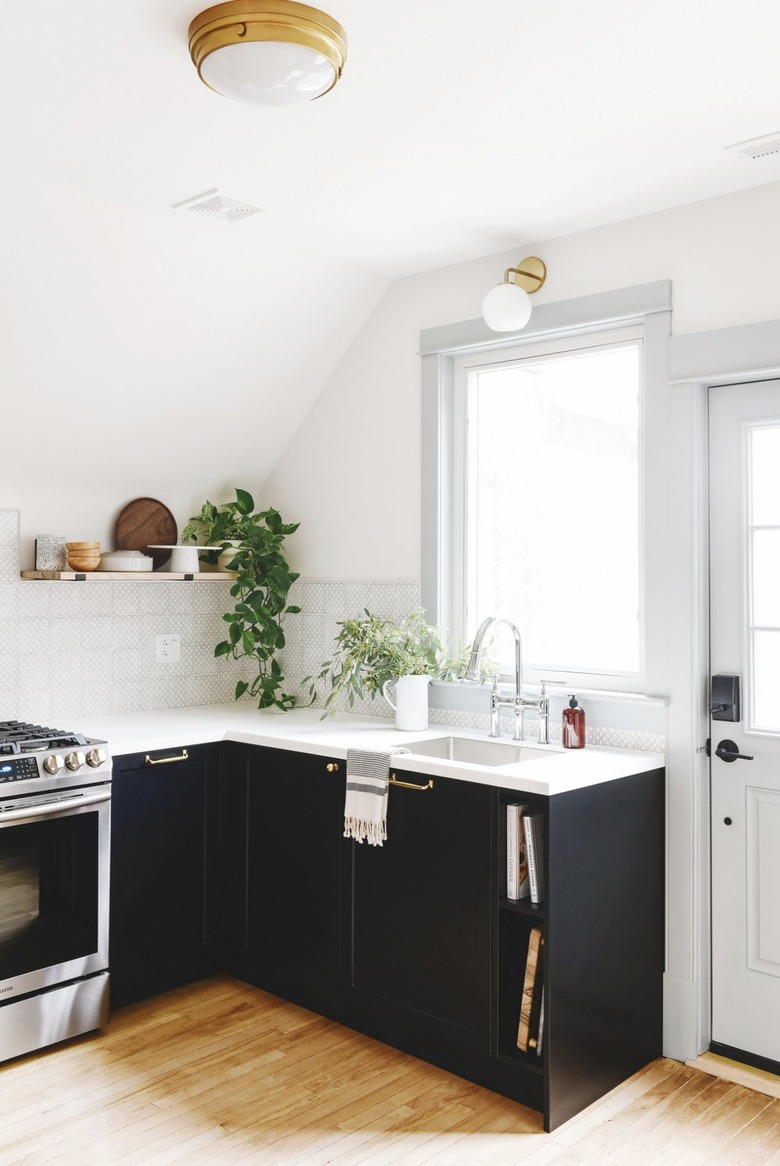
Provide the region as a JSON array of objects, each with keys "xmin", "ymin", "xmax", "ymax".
[
  {"xmin": 219, "ymin": 742, "xmax": 345, "ymax": 1016},
  {"xmin": 348, "ymin": 770, "xmax": 493, "ymax": 1058},
  {"xmin": 109, "ymin": 742, "xmax": 220, "ymax": 1007},
  {"xmin": 109, "ymin": 733, "xmax": 663, "ymax": 1133}
]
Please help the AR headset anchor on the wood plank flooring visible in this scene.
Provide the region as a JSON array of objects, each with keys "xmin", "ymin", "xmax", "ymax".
[{"xmin": 1, "ymin": 976, "xmax": 779, "ymax": 1165}]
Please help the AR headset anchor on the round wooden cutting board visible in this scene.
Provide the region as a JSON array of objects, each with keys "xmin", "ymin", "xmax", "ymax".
[{"xmin": 114, "ymin": 498, "xmax": 178, "ymax": 569}]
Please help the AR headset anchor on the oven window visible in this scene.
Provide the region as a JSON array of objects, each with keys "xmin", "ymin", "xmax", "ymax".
[{"xmin": 0, "ymin": 813, "xmax": 99, "ymax": 980}]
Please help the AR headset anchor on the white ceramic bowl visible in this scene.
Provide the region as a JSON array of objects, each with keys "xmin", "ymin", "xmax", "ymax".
[
  {"xmin": 99, "ymin": 551, "xmax": 154, "ymax": 572},
  {"xmin": 148, "ymin": 545, "xmax": 222, "ymax": 572}
]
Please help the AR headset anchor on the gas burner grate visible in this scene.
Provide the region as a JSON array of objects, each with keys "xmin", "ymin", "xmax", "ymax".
[{"xmin": 0, "ymin": 721, "xmax": 88, "ymax": 755}]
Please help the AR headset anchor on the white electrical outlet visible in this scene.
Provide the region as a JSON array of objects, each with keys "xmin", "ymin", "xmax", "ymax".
[{"xmin": 156, "ymin": 634, "xmax": 181, "ymax": 664}]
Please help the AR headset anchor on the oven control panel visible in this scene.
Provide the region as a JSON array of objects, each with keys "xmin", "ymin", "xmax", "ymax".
[{"xmin": 0, "ymin": 756, "xmax": 39, "ymax": 783}]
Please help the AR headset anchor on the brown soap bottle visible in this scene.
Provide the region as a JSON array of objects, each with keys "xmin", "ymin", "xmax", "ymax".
[{"xmin": 562, "ymin": 694, "xmax": 585, "ymax": 749}]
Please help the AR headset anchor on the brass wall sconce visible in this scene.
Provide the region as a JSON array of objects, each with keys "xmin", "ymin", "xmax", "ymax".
[{"xmin": 482, "ymin": 256, "xmax": 547, "ymax": 332}]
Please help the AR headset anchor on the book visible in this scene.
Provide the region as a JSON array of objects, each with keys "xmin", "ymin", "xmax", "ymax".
[
  {"xmin": 506, "ymin": 803, "xmax": 532, "ymax": 900},
  {"xmin": 522, "ymin": 812, "xmax": 544, "ymax": 907},
  {"xmin": 530, "ymin": 987, "xmax": 545, "ymax": 1057},
  {"xmin": 517, "ymin": 927, "xmax": 543, "ymax": 1052}
]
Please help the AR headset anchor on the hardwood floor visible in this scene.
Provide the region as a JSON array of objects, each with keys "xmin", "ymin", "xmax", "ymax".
[{"xmin": 1, "ymin": 977, "xmax": 780, "ymax": 1165}]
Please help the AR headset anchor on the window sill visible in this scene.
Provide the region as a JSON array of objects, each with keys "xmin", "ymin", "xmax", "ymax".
[{"xmin": 430, "ymin": 679, "xmax": 668, "ymax": 735}]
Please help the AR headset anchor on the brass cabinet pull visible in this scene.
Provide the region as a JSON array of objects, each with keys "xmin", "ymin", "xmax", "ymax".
[
  {"xmin": 389, "ymin": 773, "xmax": 434, "ymax": 791},
  {"xmin": 145, "ymin": 749, "xmax": 189, "ymax": 766},
  {"xmin": 326, "ymin": 762, "xmax": 340, "ymax": 773}
]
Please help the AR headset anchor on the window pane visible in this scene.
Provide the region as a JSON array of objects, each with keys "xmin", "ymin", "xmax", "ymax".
[
  {"xmin": 467, "ymin": 343, "xmax": 640, "ymax": 675},
  {"xmin": 753, "ymin": 529, "xmax": 780, "ymax": 627},
  {"xmin": 751, "ymin": 427, "xmax": 780, "ymax": 525},
  {"xmin": 753, "ymin": 630, "xmax": 780, "ymax": 732}
]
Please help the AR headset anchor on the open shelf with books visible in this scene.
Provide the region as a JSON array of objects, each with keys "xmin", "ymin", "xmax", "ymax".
[{"xmin": 492, "ymin": 769, "xmax": 665, "ymax": 1131}]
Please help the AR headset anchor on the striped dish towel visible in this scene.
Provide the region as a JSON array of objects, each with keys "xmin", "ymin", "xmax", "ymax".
[{"xmin": 344, "ymin": 747, "xmax": 408, "ymax": 846}]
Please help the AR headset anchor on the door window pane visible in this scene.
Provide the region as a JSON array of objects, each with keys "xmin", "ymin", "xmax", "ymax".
[
  {"xmin": 753, "ymin": 530, "xmax": 780, "ymax": 627},
  {"xmin": 753, "ymin": 630, "xmax": 780, "ymax": 732},
  {"xmin": 751, "ymin": 427, "xmax": 780, "ymax": 525},
  {"xmin": 465, "ymin": 342, "xmax": 640, "ymax": 675},
  {"xmin": 749, "ymin": 423, "xmax": 780, "ymax": 732}
]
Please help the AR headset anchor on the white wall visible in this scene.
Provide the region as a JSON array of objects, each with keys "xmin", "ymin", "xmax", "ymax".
[
  {"xmin": 262, "ymin": 180, "xmax": 780, "ymax": 579},
  {"xmin": 1, "ymin": 175, "xmax": 389, "ymax": 569}
]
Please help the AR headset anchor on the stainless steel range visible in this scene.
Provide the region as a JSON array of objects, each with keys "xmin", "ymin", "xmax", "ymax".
[{"xmin": 0, "ymin": 720, "xmax": 111, "ymax": 1062}]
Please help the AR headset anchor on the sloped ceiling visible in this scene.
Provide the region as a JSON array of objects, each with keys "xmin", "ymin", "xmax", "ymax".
[{"xmin": 3, "ymin": 0, "xmax": 780, "ymax": 550}]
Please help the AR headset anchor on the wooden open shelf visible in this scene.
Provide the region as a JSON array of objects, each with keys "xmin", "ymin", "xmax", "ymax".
[{"xmin": 20, "ymin": 571, "xmax": 236, "ymax": 582}]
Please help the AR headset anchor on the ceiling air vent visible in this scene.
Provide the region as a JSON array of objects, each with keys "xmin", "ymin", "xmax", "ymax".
[
  {"xmin": 725, "ymin": 132, "xmax": 780, "ymax": 162},
  {"xmin": 171, "ymin": 189, "xmax": 265, "ymax": 222}
]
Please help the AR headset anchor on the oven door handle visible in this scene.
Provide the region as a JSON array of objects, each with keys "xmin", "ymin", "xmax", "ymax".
[{"xmin": 0, "ymin": 787, "xmax": 111, "ymax": 825}]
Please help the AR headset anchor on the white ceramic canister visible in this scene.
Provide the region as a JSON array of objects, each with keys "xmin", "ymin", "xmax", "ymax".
[{"xmin": 382, "ymin": 675, "xmax": 431, "ymax": 731}]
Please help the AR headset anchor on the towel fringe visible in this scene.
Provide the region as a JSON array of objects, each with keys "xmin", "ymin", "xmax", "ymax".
[{"xmin": 343, "ymin": 816, "xmax": 387, "ymax": 847}]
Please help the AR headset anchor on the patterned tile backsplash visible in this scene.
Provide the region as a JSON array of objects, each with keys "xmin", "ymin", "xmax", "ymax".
[{"xmin": 0, "ymin": 511, "xmax": 664, "ymax": 749}]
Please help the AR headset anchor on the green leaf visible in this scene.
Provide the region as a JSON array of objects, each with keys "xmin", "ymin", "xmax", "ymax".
[
  {"xmin": 214, "ymin": 641, "xmax": 232, "ymax": 657},
  {"xmin": 235, "ymin": 680, "xmax": 249, "ymax": 700},
  {"xmin": 242, "ymin": 630, "xmax": 256, "ymax": 656},
  {"xmin": 235, "ymin": 488, "xmax": 254, "ymax": 515}
]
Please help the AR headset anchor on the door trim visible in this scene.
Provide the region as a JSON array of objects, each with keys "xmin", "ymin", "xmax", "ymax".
[{"xmin": 671, "ymin": 321, "xmax": 780, "ymax": 1064}]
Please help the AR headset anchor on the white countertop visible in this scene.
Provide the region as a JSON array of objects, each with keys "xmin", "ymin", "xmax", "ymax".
[{"xmin": 80, "ymin": 705, "xmax": 665, "ymax": 796}]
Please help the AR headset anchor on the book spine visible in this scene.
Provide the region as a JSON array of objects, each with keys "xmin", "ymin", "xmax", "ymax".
[
  {"xmin": 507, "ymin": 804, "xmax": 519, "ymax": 899},
  {"xmin": 523, "ymin": 812, "xmax": 543, "ymax": 906}
]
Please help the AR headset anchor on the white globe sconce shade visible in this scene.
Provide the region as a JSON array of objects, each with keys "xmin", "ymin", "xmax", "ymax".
[
  {"xmin": 189, "ymin": 1, "xmax": 347, "ymax": 107},
  {"xmin": 482, "ymin": 257, "xmax": 547, "ymax": 332}
]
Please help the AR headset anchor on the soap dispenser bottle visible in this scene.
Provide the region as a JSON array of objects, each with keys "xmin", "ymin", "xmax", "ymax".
[{"xmin": 562, "ymin": 694, "xmax": 585, "ymax": 749}]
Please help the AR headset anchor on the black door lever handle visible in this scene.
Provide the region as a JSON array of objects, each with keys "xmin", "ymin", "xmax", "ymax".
[{"xmin": 715, "ymin": 739, "xmax": 754, "ymax": 763}]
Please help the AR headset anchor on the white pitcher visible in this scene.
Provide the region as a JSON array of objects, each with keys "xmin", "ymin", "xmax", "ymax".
[{"xmin": 382, "ymin": 675, "xmax": 431, "ymax": 731}]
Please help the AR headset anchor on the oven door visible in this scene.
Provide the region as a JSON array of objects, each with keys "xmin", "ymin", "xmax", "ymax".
[{"xmin": 0, "ymin": 786, "xmax": 110, "ymax": 1000}]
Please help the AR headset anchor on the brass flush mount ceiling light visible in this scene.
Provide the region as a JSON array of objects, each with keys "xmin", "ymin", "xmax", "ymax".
[
  {"xmin": 482, "ymin": 257, "xmax": 547, "ymax": 332},
  {"xmin": 188, "ymin": 0, "xmax": 347, "ymax": 106}
]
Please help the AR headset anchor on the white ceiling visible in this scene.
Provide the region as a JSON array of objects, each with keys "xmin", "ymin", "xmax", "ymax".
[{"xmin": 7, "ymin": 0, "xmax": 780, "ymax": 278}]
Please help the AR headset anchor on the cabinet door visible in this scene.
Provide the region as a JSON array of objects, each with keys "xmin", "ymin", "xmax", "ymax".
[
  {"xmin": 349, "ymin": 772, "xmax": 493, "ymax": 1054},
  {"xmin": 219, "ymin": 744, "xmax": 345, "ymax": 1013},
  {"xmin": 109, "ymin": 743, "xmax": 219, "ymax": 1007}
]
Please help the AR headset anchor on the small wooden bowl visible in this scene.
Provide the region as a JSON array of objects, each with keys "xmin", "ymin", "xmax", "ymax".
[{"xmin": 67, "ymin": 546, "xmax": 101, "ymax": 571}]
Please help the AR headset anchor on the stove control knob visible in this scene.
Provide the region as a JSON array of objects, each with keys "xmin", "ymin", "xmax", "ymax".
[
  {"xmin": 86, "ymin": 748, "xmax": 106, "ymax": 768},
  {"xmin": 65, "ymin": 751, "xmax": 86, "ymax": 772},
  {"xmin": 43, "ymin": 753, "xmax": 65, "ymax": 775}
]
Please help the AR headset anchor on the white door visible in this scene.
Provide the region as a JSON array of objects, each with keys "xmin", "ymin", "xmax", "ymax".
[{"xmin": 710, "ymin": 378, "xmax": 780, "ymax": 1065}]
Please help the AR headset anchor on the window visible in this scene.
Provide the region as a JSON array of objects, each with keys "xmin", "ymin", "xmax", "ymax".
[
  {"xmin": 454, "ymin": 330, "xmax": 642, "ymax": 688},
  {"xmin": 420, "ymin": 282, "xmax": 671, "ymax": 697}
]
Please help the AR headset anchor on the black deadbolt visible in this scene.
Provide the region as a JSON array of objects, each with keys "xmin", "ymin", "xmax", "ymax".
[{"xmin": 715, "ymin": 739, "xmax": 754, "ymax": 763}]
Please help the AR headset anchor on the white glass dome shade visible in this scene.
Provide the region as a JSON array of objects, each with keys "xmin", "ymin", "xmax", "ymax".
[
  {"xmin": 189, "ymin": 1, "xmax": 347, "ymax": 107},
  {"xmin": 482, "ymin": 282, "xmax": 533, "ymax": 332}
]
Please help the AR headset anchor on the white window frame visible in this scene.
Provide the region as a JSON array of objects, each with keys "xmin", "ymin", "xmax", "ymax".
[{"xmin": 420, "ymin": 280, "xmax": 672, "ymax": 704}]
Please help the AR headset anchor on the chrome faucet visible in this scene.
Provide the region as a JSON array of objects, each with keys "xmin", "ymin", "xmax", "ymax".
[
  {"xmin": 464, "ymin": 617, "xmax": 538, "ymax": 741},
  {"xmin": 538, "ymin": 678, "xmax": 566, "ymax": 744}
]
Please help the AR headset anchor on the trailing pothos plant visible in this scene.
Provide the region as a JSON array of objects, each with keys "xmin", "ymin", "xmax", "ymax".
[{"xmin": 182, "ymin": 489, "xmax": 301, "ymax": 710}]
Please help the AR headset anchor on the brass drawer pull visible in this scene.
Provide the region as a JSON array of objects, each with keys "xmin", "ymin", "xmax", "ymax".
[
  {"xmin": 326, "ymin": 762, "xmax": 340, "ymax": 773},
  {"xmin": 145, "ymin": 749, "xmax": 189, "ymax": 766},
  {"xmin": 389, "ymin": 774, "xmax": 434, "ymax": 791}
]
